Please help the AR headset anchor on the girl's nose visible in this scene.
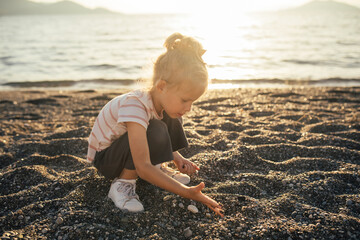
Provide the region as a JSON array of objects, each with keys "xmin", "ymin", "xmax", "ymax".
[{"xmin": 185, "ymin": 103, "xmax": 192, "ymax": 112}]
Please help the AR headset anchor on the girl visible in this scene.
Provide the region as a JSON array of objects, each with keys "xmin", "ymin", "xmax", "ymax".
[{"xmin": 86, "ymin": 33, "xmax": 223, "ymax": 217}]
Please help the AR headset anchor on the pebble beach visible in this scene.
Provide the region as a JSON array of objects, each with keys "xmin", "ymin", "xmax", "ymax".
[{"xmin": 0, "ymin": 87, "xmax": 359, "ymax": 239}]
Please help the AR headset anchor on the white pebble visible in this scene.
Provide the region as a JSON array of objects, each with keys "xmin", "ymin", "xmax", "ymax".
[
  {"xmin": 179, "ymin": 203, "xmax": 184, "ymax": 208},
  {"xmin": 187, "ymin": 205, "xmax": 199, "ymax": 213},
  {"xmin": 163, "ymin": 195, "xmax": 172, "ymax": 201}
]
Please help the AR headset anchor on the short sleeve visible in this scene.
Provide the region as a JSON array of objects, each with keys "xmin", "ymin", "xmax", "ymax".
[{"xmin": 117, "ymin": 97, "xmax": 149, "ymax": 130}]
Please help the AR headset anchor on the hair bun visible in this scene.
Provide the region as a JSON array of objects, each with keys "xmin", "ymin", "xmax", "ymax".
[
  {"xmin": 152, "ymin": 33, "xmax": 208, "ymax": 88},
  {"xmin": 164, "ymin": 32, "xmax": 206, "ymax": 59}
]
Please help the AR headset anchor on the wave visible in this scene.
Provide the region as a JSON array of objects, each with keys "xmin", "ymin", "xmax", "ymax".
[
  {"xmin": 82, "ymin": 64, "xmax": 143, "ymax": 71},
  {"xmin": 2, "ymin": 79, "xmax": 137, "ymax": 88},
  {"xmin": 211, "ymin": 78, "xmax": 360, "ymax": 86},
  {"xmin": 0, "ymin": 56, "xmax": 15, "ymax": 66},
  {"xmin": 282, "ymin": 59, "xmax": 336, "ymax": 66},
  {"xmin": 282, "ymin": 58, "xmax": 360, "ymax": 68},
  {"xmin": 336, "ymin": 40, "xmax": 358, "ymax": 46},
  {"xmin": 83, "ymin": 64, "xmax": 118, "ymax": 70},
  {"xmin": 3, "ymin": 77, "xmax": 360, "ymax": 89}
]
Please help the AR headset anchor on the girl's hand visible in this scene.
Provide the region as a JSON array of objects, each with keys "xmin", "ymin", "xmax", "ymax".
[
  {"xmin": 187, "ymin": 182, "xmax": 224, "ymax": 217},
  {"xmin": 174, "ymin": 157, "xmax": 200, "ymax": 175}
]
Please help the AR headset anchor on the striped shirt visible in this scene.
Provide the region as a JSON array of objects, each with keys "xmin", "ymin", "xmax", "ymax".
[{"xmin": 86, "ymin": 89, "xmax": 163, "ymax": 163}]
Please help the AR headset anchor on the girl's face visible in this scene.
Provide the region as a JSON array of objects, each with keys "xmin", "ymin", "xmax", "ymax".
[{"xmin": 157, "ymin": 80, "xmax": 206, "ymax": 119}]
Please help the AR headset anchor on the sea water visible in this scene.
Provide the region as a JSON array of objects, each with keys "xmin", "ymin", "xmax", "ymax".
[{"xmin": 1, "ymin": 12, "xmax": 360, "ymax": 89}]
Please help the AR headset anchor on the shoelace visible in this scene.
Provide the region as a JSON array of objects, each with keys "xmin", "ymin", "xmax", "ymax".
[
  {"xmin": 116, "ymin": 181, "xmax": 137, "ymax": 198},
  {"xmin": 160, "ymin": 165, "xmax": 179, "ymax": 177}
]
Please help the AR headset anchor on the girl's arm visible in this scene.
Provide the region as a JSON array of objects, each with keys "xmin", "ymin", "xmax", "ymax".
[{"xmin": 127, "ymin": 122, "xmax": 223, "ymax": 217}]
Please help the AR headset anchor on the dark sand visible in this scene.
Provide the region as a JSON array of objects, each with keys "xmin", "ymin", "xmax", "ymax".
[{"xmin": 0, "ymin": 87, "xmax": 359, "ymax": 239}]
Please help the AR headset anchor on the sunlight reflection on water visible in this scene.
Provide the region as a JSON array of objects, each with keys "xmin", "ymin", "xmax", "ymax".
[{"xmin": 1, "ymin": 12, "xmax": 360, "ymax": 89}]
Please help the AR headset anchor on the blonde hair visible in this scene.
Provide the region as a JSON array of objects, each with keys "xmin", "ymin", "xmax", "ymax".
[{"xmin": 152, "ymin": 33, "xmax": 208, "ymax": 89}]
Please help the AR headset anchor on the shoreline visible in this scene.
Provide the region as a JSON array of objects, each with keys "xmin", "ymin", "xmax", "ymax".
[
  {"xmin": 0, "ymin": 86, "xmax": 359, "ymax": 239},
  {"xmin": 1, "ymin": 77, "xmax": 360, "ymax": 90}
]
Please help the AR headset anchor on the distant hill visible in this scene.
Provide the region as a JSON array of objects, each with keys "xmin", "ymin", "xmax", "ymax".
[
  {"xmin": 280, "ymin": 0, "xmax": 360, "ymax": 14},
  {"xmin": 0, "ymin": 0, "xmax": 120, "ymax": 15}
]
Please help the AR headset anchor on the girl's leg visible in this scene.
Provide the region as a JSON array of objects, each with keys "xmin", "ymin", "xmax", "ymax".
[
  {"xmin": 93, "ymin": 133, "xmax": 132, "ymax": 180},
  {"xmin": 94, "ymin": 115, "xmax": 185, "ymax": 180},
  {"xmin": 118, "ymin": 168, "xmax": 138, "ymax": 180},
  {"xmin": 96, "ymin": 117, "xmax": 188, "ymax": 212},
  {"xmin": 158, "ymin": 112, "xmax": 191, "ymax": 184},
  {"xmin": 122, "ymin": 119, "xmax": 174, "ymax": 171},
  {"xmin": 161, "ymin": 112, "xmax": 189, "ymax": 152},
  {"xmin": 107, "ymin": 119, "xmax": 173, "ymax": 213}
]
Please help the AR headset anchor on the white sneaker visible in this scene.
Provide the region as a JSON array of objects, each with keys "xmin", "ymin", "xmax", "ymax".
[
  {"xmin": 108, "ymin": 179, "xmax": 144, "ymax": 213},
  {"xmin": 157, "ymin": 163, "xmax": 191, "ymax": 185}
]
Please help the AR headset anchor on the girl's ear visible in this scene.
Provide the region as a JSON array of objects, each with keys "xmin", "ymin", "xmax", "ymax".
[{"xmin": 156, "ymin": 79, "xmax": 167, "ymax": 92}]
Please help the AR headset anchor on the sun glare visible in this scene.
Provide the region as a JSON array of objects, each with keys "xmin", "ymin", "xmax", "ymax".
[{"xmin": 182, "ymin": 10, "xmax": 260, "ymax": 80}]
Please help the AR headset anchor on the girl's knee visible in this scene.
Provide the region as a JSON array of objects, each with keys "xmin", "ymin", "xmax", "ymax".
[
  {"xmin": 147, "ymin": 119, "xmax": 170, "ymax": 148},
  {"xmin": 148, "ymin": 119, "xmax": 167, "ymax": 130}
]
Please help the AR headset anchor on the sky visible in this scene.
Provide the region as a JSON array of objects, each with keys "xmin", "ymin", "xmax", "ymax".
[{"xmin": 31, "ymin": 0, "xmax": 360, "ymax": 14}]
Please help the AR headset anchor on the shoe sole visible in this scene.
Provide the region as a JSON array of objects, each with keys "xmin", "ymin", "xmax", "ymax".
[{"xmin": 107, "ymin": 195, "xmax": 144, "ymax": 213}]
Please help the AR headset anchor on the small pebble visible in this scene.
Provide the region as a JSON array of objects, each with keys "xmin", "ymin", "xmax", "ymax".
[
  {"xmin": 172, "ymin": 221, "xmax": 180, "ymax": 227},
  {"xmin": 163, "ymin": 195, "xmax": 172, "ymax": 201},
  {"xmin": 238, "ymin": 196, "xmax": 246, "ymax": 201},
  {"xmin": 179, "ymin": 203, "xmax": 184, "ymax": 208},
  {"xmin": 184, "ymin": 227, "xmax": 192, "ymax": 238},
  {"xmin": 56, "ymin": 217, "xmax": 64, "ymax": 225},
  {"xmin": 187, "ymin": 205, "xmax": 199, "ymax": 214},
  {"xmin": 120, "ymin": 217, "xmax": 129, "ymax": 223}
]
